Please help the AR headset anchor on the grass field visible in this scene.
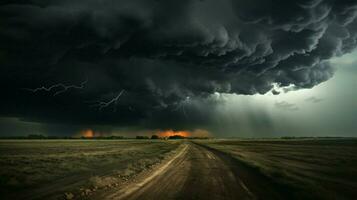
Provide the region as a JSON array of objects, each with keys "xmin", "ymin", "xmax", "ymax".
[
  {"xmin": 2, "ymin": 139, "xmax": 356, "ymax": 200},
  {"xmin": 0, "ymin": 139, "xmax": 181, "ymax": 200},
  {"xmin": 197, "ymin": 139, "xmax": 357, "ymax": 199}
]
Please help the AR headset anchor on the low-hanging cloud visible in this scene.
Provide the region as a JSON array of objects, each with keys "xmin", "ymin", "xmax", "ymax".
[{"xmin": 0, "ymin": 0, "xmax": 356, "ymax": 130}]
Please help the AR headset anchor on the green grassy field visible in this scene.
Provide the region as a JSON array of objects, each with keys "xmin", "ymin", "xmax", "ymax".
[
  {"xmin": 0, "ymin": 139, "xmax": 181, "ymax": 200},
  {"xmin": 197, "ymin": 139, "xmax": 357, "ymax": 199}
]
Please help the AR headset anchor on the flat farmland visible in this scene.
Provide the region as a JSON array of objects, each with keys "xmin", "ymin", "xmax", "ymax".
[
  {"xmin": 1, "ymin": 139, "xmax": 357, "ymax": 200},
  {"xmin": 196, "ymin": 139, "xmax": 357, "ymax": 199},
  {"xmin": 0, "ymin": 140, "xmax": 181, "ymax": 200}
]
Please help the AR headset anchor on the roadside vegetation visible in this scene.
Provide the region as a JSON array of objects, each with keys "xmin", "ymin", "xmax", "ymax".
[
  {"xmin": 0, "ymin": 139, "xmax": 181, "ymax": 199},
  {"xmin": 197, "ymin": 138, "xmax": 357, "ymax": 199}
]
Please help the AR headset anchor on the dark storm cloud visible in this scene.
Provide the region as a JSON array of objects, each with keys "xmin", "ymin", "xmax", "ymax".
[
  {"xmin": 271, "ymin": 90, "xmax": 280, "ymax": 95},
  {"xmin": 0, "ymin": 0, "xmax": 357, "ymax": 130}
]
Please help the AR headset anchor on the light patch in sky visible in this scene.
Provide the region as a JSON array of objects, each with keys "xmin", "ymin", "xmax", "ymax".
[{"xmin": 209, "ymin": 50, "xmax": 357, "ymax": 137}]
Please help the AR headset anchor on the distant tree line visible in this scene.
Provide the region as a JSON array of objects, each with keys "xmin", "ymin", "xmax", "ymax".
[
  {"xmin": 0, "ymin": 134, "xmax": 211, "ymax": 140},
  {"xmin": 136, "ymin": 136, "xmax": 150, "ymax": 139},
  {"xmin": 0, "ymin": 134, "xmax": 126, "ymax": 140},
  {"xmin": 136, "ymin": 134, "xmax": 206, "ymax": 139}
]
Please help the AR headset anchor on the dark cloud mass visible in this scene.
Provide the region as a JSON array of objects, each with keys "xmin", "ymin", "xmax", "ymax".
[{"xmin": 0, "ymin": 0, "xmax": 356, "ymax": 130}]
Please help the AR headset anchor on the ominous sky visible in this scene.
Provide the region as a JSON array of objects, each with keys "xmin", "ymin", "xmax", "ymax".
[{"xmin": 0, "ymin": 0, "xmax": 356, "ymax": 137}]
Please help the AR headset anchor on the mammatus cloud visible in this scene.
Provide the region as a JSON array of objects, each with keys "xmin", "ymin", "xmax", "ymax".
[{"xmin": 0, "ymin": 0, "xmax": 356, "ymax": 130}]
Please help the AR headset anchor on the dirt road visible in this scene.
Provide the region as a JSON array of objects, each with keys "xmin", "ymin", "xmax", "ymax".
[{"xmin": 98, "ymin": 142, "xmax": 291, "ymax": 200}]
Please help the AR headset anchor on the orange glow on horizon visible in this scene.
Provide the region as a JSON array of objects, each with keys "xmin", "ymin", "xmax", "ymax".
[
  {"xmin": 157, "ymin": 130, "xmax": 190, "ymax": 137},
  {"xmin": 80, "ymin": 129, "xmax": 94, "ymax": 138}
]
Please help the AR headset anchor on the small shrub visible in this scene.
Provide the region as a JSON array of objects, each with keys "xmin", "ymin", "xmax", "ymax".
[{"xmin": 151, "ymin": 135, "xmax": 159, "ymax": 139}]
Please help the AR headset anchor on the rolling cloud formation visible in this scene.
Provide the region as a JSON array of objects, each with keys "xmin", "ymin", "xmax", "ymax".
[{"xmin": 0, "ymin": 0, "xmax": 356, "ymax": 129}]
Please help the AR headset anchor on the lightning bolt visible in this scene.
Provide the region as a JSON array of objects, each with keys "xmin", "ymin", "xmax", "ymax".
[
  {"xmin": 24, "ymin": 79, "xmax": 88, "ymax": 96},
  {"xmin": 91, "ymin": 90, "xmax": 125, "ymax": 111}
]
